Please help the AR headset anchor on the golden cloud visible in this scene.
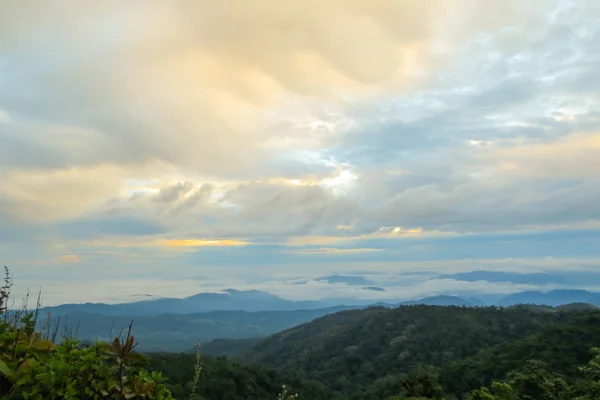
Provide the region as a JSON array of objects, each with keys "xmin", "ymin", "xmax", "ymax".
[
  {"xmin": 0, "ymin": 165, "xmax": 124, "ymax": 221},
  {"xmin": 485, "ymin": 132, "xmax": 600, "ymax": 179},
  {"xmin": 0, "ymin": 0, "xmax": 562, "ymax": 228},
  {"xmin": 162, "ymin": 239, "xmax": 249, "ymax": 247},
  {"xmin": 286, "ymin": 226, "xmax": 442, "ymax": 247}
]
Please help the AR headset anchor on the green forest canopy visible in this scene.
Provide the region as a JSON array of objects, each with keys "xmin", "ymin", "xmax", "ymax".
[{"xmin": 3, "ymin": 268, "xmax": 600, "ymax": 399}]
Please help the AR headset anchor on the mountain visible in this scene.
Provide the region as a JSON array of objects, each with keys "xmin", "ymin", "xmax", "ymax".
[
  {"xmin": 43, "ymin": 306, "xmax": 359, "ymax": 352},
  {"xmin": 465, "ymin": 296, "xmax": 487, "ymax": 306},
  {"xmin": 399, "ymin": 294, "xmax": 476, "ymax": 307},
  {"xmin": 315, "ymin": 275, "xmax": 374, "ymax": 285},
  {"xmin": 41, "ymin": 289, "xmax": 330, "ymax": 317},
  {"xmin": 362, "ymin": 286, "xmax": 385, "ymax": 292},
  {"xmin": 498, "ymin": 289, "xmax": 600, "ymax": 307},
  {"xmin": 36, "ymin": 288, "xmax": 600, "ymax": 356},
  {"xmin": 35, "ymin": 293, "xmax": 489, "ymax": 353},
  {"xmin": 40, "ymin": 286, "xmax": 600, "ymax": 319},
  {"xmin": 438, "ymin": 270, "xmax": 569, "ymax": 285},
  {"xmin": 232, "ymin": 304, "xmax": 600, "ymax": 398},
  {"xmin": 439, "ymin": 270, "xmax": 600, "ymax": 286}
]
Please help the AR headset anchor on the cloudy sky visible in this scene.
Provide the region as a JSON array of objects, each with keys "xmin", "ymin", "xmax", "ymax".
[{"xmin": 1, "ymin": 0, "xmax": 600, "ymax": 305}]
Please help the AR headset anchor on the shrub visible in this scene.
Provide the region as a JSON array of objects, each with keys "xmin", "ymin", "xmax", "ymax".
[{"xmin": 0, "ymin": 267, "xmax": 174, "ymax": 399}]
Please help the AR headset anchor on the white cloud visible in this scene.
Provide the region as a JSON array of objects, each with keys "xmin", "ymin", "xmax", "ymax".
[{"xmin": 1, "ymin": 0, "xmax": 600, "ymax": 303}]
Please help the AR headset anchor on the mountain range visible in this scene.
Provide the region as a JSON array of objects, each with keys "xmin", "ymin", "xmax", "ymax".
[
  {"xmin": 144, "ymin": 304, "xmax": 600, "ymax": 400},
  {"xmin": 437, "ymin": 270, "xmax": 600, "ymax": 286},
  {"xmin": 35, "ymin": 288, "xmax": 600, "ymax": 352},
  {"xmin": 43, "ymin": 306, "xmax": 355, "ymax": 352},
  {"xmin": 40, "ymin": 288, "xmax": 331, "ymax": 317},
  {"xmin": 40, "ymin": 287, "xmax": 600, "ymax": 318}
]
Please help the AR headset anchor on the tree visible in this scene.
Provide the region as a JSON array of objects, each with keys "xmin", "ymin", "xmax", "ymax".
[
  {"xmin": 469, "ymin": 382, "xmax": 515, "ymax": 400},
  {"xmin": 506, "ymin": 360, "xmax": 569, "ymax": 400},
  {"xmin": 397, "ymin": 365, "xmax": 445, "ymax": 400},
  {"xmin": 573, "ymin": 348, "xmax": 600, "ymax": 399}
]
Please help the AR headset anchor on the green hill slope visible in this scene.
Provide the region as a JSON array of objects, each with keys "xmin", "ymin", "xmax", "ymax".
[
  {"xmin": 146, "ymin": 353, "xmax": 333, "ymax": 400},
  {"xmin": 233, "ymin": 305, "xmax": 600, "ymax": 398}
]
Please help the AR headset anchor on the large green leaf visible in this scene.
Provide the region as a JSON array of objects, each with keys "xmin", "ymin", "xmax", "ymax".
[
  {"xmin": 0, "ymin": 359, "xmax": 16, "ymax": 381},
  {"xmin": 29, "ymin": 340, "xmax": 56, "ymax": 351}
]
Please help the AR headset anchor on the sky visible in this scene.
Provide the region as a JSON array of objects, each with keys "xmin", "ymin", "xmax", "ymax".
[{"xmin": 1, "ymin": 0, "xmax": 600, "ymax": 305}]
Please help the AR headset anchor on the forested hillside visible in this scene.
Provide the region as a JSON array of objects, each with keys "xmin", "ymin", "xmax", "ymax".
[
  {"xmin": 217, "ymin": 304, "xmax": 600, "ymax": 399},
  {"xmin": 146, "ymin": 353, "xmax": 333, "ymax": 400},
  {"xmin": 5, "ymin": 264, "xmax": 600, "ymax": 399},
  {"xmin": 5, "ymin": 299, "xmax": 600, "ymax": 399},
  {"xmin": 39, "ymin": 289, "xmax": 600, "ymax": 352}
]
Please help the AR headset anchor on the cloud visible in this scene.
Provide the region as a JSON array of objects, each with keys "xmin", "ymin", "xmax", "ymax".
[
  {"xmin": 435, "ymin": 270, "xmax": 600, "ymax": 286},
  {"xmin": 162, "ymin": 239, "xmax": 249, "ymax": 248},
  {"xmin": 57, "ymin": 216, "xmax": 165, "ymax": 239},
  {"xmin": 0, "ymin": 165, "xmax": 125, "ymax": 221},
  {"xmin": 58, "ymin": 254, "xmax": 81, "ymax": 263},
  {"xmin": 484, "ymin": 131, "xmax": 600, "ymax": 179},
  {"xmin": 1, "ymin": 0, "xmax": 600, "ymax": 303},
  {"xmin": 288, "ymin": 247, "xmax": 383, "ymax": 255},
  {"xmin": 0, "ymin": 0, "xmax": 558, "ymax": 177},
  {"xmin": 0, "ymin": 0, "xmax": 460, "ymax": 182},
  {"xmin": 0, "ymin": 109, "xmax": 10, "ymax": 123}
]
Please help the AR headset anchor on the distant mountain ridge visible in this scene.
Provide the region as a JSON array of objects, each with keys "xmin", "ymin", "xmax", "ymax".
[
  {"xmin": 438, "ymin": 270, "xmax": 569, "ymax": 285},
  {"xmin": 315, "ymin": 275, "xmax": 374, "ymax": 285},
  {"xmin": 399, "ymin": 295, "xmax": 477, "ymax": 307},
  {"xmin": 42, "ymin": 306, "xmax": 359, "ymax": 352},
  {"xmin": 498, "ymin": 289, "xmax": 600, "ymax": 307},
  {"xmin": 40, "ymin": 289, "xmax": 330, "ymax": 317},
  {"xmin": 41, "ymin": 288, "xmax": 600, "ymax": 318},
  {"xmin": 35, "ymin": 288, "xmax": 600, "ymax": 353},
  {"xmin": 437, "ymin": 270, "xmax": 600, "ymax": 286}
]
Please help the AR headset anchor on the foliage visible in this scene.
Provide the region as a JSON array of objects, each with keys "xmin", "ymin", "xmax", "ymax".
[
  {"xmin": 146, "ymin": 352, "xmax": 333, "ymax": 400},
  {"xmin": 5, "ymin": 265, "xmax": 600, "ymax": 400},
  {"xmin": 400, "ymin": 365, "xmax": 444, "ymax": 400},
  {"xmin": 0, "ymin": 267, "xmax": 174, "ymax": 399},
  {"xmin": 188, "ymin": 340, "xmax": 202, "ymax": 400},
  {"xmin": 439, "ymin": 311, "xmax": 600, "ymax": 395},
  {"xmin": 0, "ymin": 266, "xmax": 330, "ymax": 400},
  {"xmin": 467, "ymin": 348, "xmax": 600, "ymax": 400},
  {"xmin": 276, "ymin": 385, "xmax": 298, "ymax": 400},
  {"xmin": 0, "ymin": 314, "xmax": 174, "ymax": 399},
  {"xmin": 99, "ymin": 300, "xmax": 600, "ymax": 400},
  {"xmin": 234, "ymin": 304, "xmax": 600, "ymax": 398}
]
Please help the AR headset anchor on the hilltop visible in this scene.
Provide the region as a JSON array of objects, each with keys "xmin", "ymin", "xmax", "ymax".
[{"xmin": 204, "ymin": 304, "xmax": 600, "ymax": 398}]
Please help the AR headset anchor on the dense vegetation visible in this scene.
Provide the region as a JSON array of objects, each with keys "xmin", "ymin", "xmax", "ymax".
[
  {"xmin": 146, "ymin": 353, "xmax": 332, "ymax": 400},
  {"xmin": 225, "ymin": 304, "xmax": 600, "ymax": 399},
  {"xmin": 0, "ymin": 272, "xmax": 176, "ymax": 399},
  {"xmin": 0, "ymin": 268, "xmax": 295, "ymax": 400},
  {"xmin": 0, "ymin": 307, "xmax": 306, "ymax": 399},
  {"xmin": 4, "ymin": 265, "xmax": 600, "ymax": 399},
  {"xmin": 40, "ymin": 291, "xmax": 600, "ymax": 353}
]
